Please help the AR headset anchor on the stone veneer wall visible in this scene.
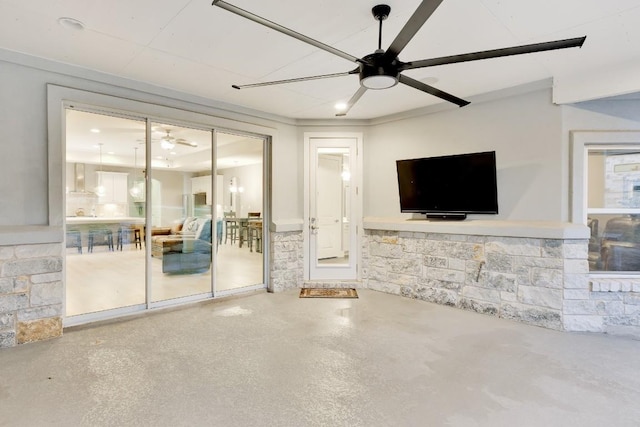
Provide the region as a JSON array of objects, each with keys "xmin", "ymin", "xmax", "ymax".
[
  {"xmin": 568, "ymin": 278, "xmax": 640, "ymax": 336},
  {"xmin": 0, "ymin": 243, "xmax": 64, "ymax": 348},
  {"xmin": 363, "ymin": 229, "xmax": 590, "ymax": 331},
  {"xmin": 269, "ymin": 230, "xmax": 304, "ymax": 292}
]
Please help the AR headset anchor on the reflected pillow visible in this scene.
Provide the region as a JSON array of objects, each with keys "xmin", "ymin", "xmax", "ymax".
[{"xmin": 183, "ymin": 217, "xmax": 199, "ymax": 233}]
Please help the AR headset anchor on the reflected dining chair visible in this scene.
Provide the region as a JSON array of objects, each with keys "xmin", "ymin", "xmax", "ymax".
[{"xmin": 224, "ymin": 211, "xmax": 239, "ymax": 244}]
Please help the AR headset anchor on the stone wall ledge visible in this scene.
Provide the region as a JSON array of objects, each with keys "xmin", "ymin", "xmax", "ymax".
[
  {"xmin": 269, "ymin": 219, "xmax": 303, "ymax": 233},
  {"xmin": 364, "ymin": 217, "xmax": 589, "ymax": 240},
  {"xmin": 0, "ymin": 226, "xmax": 63, "ymax": 246},
  {"xmin": 590, "ymin": 278, "xmax": 640, "ymax": 293}
]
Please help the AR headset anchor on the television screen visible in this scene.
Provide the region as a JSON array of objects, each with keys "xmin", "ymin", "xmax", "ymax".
[{"xmin": 396, "ymin": 151, "xmax": 498, "ymax": 216}]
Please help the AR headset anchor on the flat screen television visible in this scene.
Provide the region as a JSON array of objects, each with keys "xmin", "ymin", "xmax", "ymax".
[{"xmin": 396, "ymin": 151, "xmax": 498, "ymax": 219}]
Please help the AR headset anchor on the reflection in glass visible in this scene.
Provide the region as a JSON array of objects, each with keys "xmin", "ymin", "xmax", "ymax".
[
  {"xmin": 65, "ymin": 109, "xmax": 146, "ymax": 316},
  {"xmin": 315, "ymin": 148, "xmax": 350, "ymax": 266},
  {"xmin": 149, "ymin": 123, "xmax": 213, "ymax": 302},
  {"xmin": 215, "ymin": 131, "xmax": 264, "ymax": 291},
  {"xmin": 587, "ymin": 148, "xmax": 640, "ymax": 272}
]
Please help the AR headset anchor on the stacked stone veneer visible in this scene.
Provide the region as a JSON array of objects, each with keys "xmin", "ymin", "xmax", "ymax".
[
  {"xmin": 363, "ymin": 229, "xmax": 598, "ymax": 331},
  {"xmin": 0, "ymin": 243, "xmax": 63, "ymax": 348},
  {"xmin": 570, "ymin": 278, "xmax": 640, "ymax": 336},
  {"xmin": 269, "ymin": 231, "xmax": 303, "ymax": 292}
]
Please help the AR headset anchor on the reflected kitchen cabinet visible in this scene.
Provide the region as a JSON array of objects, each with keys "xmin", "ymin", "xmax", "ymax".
[{"xmin": 96, "ymin": 171, "xmax": 129, "ymax": 204}]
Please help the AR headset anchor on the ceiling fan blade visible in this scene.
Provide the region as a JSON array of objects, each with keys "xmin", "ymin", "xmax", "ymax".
[
  {"xmin": 401, "ymin": 36, "xmax": 587, "ymax": 70},
  {"xmin": 232, "ymin": 70, "xmax": 357, "ymax": 90},
  {"xmin": 399, "ymin": 74, "xmax": 469, "ymax": 107},
  {"xmin": 176, "ymin": 140, "xmax": 198, "ymax": 148},
  {"xmin": 212, "ymin": 0, "xmax": 362, "ymax": 64},
  {"xmin": 335, "ymin": 86, "xmax": 368, "ymax": 117},
  {"xmin": 382, "ymin": 0, "xmax": 444, "ymax": 63}
]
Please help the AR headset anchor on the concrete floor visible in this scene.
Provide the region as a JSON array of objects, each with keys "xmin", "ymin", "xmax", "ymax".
[{"xmin": 1, "ymin": 289, "xmax": 640, "ymax": 427}]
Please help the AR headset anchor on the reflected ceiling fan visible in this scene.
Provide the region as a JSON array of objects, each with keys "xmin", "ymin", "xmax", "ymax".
[
  {"xmin": 152, "ymin": 129, "xmax": 198, "ymax": 150},
  {"xmin": 211, "ymin": 0, "xmax": 586, "ymax": 116}
]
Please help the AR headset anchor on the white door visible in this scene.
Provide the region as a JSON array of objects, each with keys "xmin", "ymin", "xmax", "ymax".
[{"xmin": 307, "ymin": 135, "xmax": 360, "ymax": 280}]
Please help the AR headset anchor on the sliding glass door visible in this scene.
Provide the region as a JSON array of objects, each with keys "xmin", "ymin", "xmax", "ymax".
[
  {"xmin": 64, "ymin": 104, "xmax": 268, "ymax": 324},
  {"xmin": 215, "ymin": 131, "xmax": 265, "ymax": 293},
  {"xmin": 65, "ymin": 109, "xmax": 147, "ymax": 316},
  {"xmin": 149, "ymin": 122, "xmax": 214, "ymax": 303}
]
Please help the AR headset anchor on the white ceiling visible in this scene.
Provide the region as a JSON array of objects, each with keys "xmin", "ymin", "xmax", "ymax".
[{"xmin": 2, "ymin": 0, "xmax": 640, "ymax": 119}]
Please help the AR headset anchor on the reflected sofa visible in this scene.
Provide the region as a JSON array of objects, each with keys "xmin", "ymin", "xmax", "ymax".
[{"xmin": 152, "ymin": 217, "xmax": 212, "ymax": 274}]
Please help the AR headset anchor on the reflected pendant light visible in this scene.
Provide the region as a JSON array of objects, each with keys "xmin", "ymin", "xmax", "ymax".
[
  {"xmin": 129, "ymin": 147, "xmax": 145, "ymax": 200},
  {"xmin": 95, "ymin": 143, "xmax": 106, "ymax": 196}
]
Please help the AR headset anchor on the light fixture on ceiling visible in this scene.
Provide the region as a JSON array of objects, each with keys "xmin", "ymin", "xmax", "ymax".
[
  {"xmin": 335, "ymin": 102, "xmax": 347, "ymax": 111},
  {"xmin": 58, "ymin": 17, "xmax": 85, "ymax": 31},
  {"xmin": 360, "ymin": 67, "xmax": 398, "ymax": 89},
  {"xmin": 94, "ymin": 143, "xmax": 105, "ymax": 197}
]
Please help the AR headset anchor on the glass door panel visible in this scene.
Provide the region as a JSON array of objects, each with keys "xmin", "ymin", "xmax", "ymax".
[
  {"xmin": 149, "ymin": 122, "xmax": 213, "ymax": 302},
  {"xmin": 65, "ymin": 109, "xmax": 146, "ymax": 316},
  {"xmin": 215, "ymin": 131, "xmax": 264, "ymax": 292},
  {"xmin": 308, "ymin": 138, "xmax": 357, "ymax": 280}
]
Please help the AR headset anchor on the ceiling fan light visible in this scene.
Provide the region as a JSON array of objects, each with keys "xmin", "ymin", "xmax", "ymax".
[
  {"xmin": 361, "ymin": 74, "xmax": 398, "ymax": 90},
  {"xmin": 160, "ymin": 139, "xmax": 175, "ymax": 150}
]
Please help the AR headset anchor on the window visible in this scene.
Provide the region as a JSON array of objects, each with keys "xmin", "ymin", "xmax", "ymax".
[{"xmin": 572, "ymin": 131, "xmax": 640, "ymax": 273}]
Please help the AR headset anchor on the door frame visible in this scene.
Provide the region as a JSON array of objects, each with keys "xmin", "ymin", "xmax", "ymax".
[{"xmin": 303, "ymin": 132, "xmax": 363, "ymax": 281}]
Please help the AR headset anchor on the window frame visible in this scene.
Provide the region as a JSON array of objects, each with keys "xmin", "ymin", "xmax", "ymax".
[{"xmin": 571, "ymin": 130, "xmax": 640, "ymax": 276}]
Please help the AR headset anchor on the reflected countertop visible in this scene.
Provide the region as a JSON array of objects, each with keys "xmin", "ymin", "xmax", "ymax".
[{"xmin": 65, "ymin": 216, "xmax": 145, "ymax": 225}]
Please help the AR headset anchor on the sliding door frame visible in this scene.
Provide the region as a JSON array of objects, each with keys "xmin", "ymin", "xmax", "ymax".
[{"xmin": 49, "ymin": 85, "xmax": 272, "ymax": 326}]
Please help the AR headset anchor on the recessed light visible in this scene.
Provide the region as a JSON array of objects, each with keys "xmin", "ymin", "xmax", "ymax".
[
  {"xmin": 58, "ymin": 17, "xmax": 85, "ymax": 31},
  {"xmin": 335, "ymin": 102, "xmax": 347, "ymax": 111},
  {"xmin": 90, "ymin": 128, "xmax": 100, "ymax": 133},
  {"xmin": 170, "ymin": 152, "xmax": 177, "ymax": 155},
  {"xmin": 107, "ymin": 151, "xmax": 115, "ymax": 155}
]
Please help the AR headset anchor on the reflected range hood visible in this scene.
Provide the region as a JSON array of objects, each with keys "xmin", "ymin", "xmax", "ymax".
[{"xmin": 70, "ymin": 163, "xmax": 96, "ymax": 194}]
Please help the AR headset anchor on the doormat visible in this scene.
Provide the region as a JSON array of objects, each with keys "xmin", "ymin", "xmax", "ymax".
[{"xmin": 299, "ymin": 288, "xmax": 358, "ymax": 298}]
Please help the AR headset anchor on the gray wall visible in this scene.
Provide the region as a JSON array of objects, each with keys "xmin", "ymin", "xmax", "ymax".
[
  {"xmin": 364, "ymin": 89, "xmax": 564, "ymax": 221},
  {"xmin": 561, "ymin": 98, "xmax": 640, "ymax": 220},
  {"xmin": 4, "ymin": 47, "xmax": 640, "ymax": 231},
  {"xmin": 0, "ymin": 51, "xmax": 300, "ymax": 228}
]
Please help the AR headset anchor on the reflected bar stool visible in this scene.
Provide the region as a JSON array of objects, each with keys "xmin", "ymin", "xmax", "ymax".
[
  {"xmin": 88, "ymin": 228, "xmax": 114, "ymax": 252},
  {"xmin": 117, "ymin": 225, "xmax": 142, "ymax": 250},
  {"xmin": 65, "ymin": 229, "xmax": 82, "ymax": 254}
]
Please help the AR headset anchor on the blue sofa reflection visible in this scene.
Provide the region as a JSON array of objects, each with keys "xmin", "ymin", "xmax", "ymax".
[{"xmin": 151, "ymin": 217, "xmax": 214, "ymax": 274}]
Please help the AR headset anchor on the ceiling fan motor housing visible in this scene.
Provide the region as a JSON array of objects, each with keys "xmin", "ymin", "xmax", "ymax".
[{"xmin": 359, "ymin": 52, "xmax": 400, "ymax": 89}]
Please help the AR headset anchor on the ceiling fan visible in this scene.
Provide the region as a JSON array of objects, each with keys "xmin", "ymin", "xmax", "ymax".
[{"xmin": 211, "ymin": 0, "xmax": 586, "ymax": 116}]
